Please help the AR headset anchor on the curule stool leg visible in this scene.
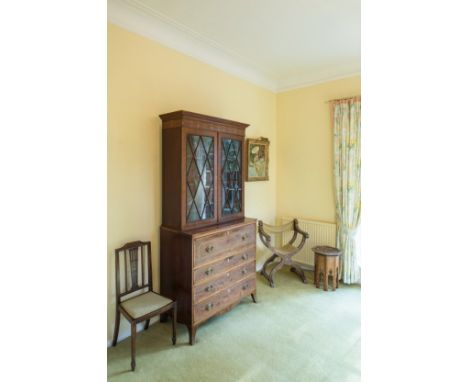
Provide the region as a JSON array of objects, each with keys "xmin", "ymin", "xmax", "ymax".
[
  {"xmin": 261, "ymin": 254, "xmax": 277, "ymax": 281},
  {"xmin": 290, "ymin": 261, "xmax": 307, "ymax": 284},
  {"xmin": 268, "ymin": 258, "xmax": 285, "ymax": 288},
  {"xmin": 172, "ymin": 302, "xmax": 177, "ymax": 345}
]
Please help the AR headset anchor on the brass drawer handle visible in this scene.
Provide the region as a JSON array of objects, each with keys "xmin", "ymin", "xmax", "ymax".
[
  {"xmin": 205, "ymin": 284, "xmax": 214, "ymax": 292},
  {"xmin": 241, "ymin": 268, "xmax": 248, "ymax": 275},
  {"xmin": 242, "ymin": 284, "xmax": 249, "ymax": 291},
  {"xmin": 205, "ymin": 245, "xmax": 214, "ymax": 253},
  {"xmin": 205, "ymin": 267, "xmax": 214, "ymax": 275},
  {"xmin": 226, "ymin": 255, "xmax": 234, "ymax": 263},
  {"xmin": 205, "ymin": 302, "xmax": 214, "ymax": 311},
  {"xmin": 242, "ymin": 253, "xmax": 249, "ymax": 260},
  {"xmin": 241, "ymin": 234, "xmax": 247, "ymax": 241}
]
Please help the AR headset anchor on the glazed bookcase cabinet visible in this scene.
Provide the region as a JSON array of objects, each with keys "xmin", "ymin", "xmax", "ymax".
[{"xmin": 159, "ymin": 111, "xmax": 257, "ymax": 344}]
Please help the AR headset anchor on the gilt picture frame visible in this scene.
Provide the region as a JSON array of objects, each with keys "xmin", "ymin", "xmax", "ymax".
[{"xmin": 246, "ymin": 137, "xmax": 270, "ymax": 181}]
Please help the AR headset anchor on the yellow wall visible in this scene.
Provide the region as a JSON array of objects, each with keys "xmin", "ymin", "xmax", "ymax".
[
  {"xmin": 276, "ymin": 77, "xmax": 361, "ymax": 223},
  {"xmin": 108, "ymin": 22, "xmax": 360, "ymax": 343},
  {"xmin": 108, "ymin": 23, "xmax": 277, "ymax": 343}
]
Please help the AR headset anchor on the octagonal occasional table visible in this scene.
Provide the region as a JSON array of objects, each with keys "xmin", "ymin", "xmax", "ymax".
[{"xmin": 312, "ymin": 246, "xmax": 342, "ymax": 291}]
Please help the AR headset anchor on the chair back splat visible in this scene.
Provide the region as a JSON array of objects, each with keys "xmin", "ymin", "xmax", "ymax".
[{"xmin": 114, "ymin": 241, "xmax": 152, "ymax": 304}]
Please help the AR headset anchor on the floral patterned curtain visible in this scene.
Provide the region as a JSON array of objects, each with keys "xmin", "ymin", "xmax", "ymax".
[{"xmin": 332, "ymin": 97, "xmax": 361, "ymax": 284}]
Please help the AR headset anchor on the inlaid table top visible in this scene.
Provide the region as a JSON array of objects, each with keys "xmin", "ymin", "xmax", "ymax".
[{"xmin": 312, "ymin": 246, "xmax": 342, "ymax": 256}]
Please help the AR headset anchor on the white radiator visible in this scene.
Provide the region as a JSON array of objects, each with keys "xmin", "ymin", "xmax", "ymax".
[{"xmin": 280, "ymin": 217, "xmax": 337, "ymax": 267}]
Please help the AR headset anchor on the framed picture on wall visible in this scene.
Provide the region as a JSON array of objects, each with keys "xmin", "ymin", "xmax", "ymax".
[{"xmin": 246, "ymin": 137, "xmax": 270, "ymax": 181}]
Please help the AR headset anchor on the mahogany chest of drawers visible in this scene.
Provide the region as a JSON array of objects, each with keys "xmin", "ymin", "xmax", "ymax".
[{"xmin": 160, "ymin": 218, "xmax": 256, "ymax": 344}]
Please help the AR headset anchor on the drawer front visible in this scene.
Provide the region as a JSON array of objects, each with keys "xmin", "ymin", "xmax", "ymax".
[
  {"xmin": 193, "ymin": 275, "xmax": 256, "ymax": 324},
  {"xmin": 193, "ymin": 223, "xmax": 256, "ymax": 267},
  {"xmin": 228, "ymin": 223, "xmax": 255, "ymax": 248},
  {"xmin": 194, "ymin": 261, "xmax": 256, "ymax": 303},
  {"xmin": 193, "ymin": 246, "xmax": 255, "ymax": 285}
]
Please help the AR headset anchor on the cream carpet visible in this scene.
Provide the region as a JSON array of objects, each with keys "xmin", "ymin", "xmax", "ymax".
[{"xmin": 107, "ymin": 269, "xmax": 360, "ymax": 381}]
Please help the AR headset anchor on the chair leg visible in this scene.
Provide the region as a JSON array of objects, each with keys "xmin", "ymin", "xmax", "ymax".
[
  {"xmin": 172, "ymin": 303, "xmax": 177, "ymax": 345},
  {"xmin": 112, "ymin": 309, "xmax": 120, "ymax": 347},
  {"xmin": 130, "ymin": 322, "xmax": 136, "ymax": 371},
  {"xmin": 144, "ymin": 319, "xmax": 150, "ymax": 330},
  {"xmin": 267, "ymin": 258, "xmax": 284, "ymax": 288}
]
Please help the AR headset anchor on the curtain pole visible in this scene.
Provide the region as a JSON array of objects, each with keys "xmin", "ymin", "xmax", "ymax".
[{"xmin": 326, "ymin": 95, "xmax": 361, "ymax": 104}]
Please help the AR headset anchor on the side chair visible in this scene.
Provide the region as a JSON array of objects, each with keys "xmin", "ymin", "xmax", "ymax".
[
  {"xmin": 112, "ymin": 241, "xmax": 177, "ymax": 371},
  {"xmin": 258, "ymin": 219, "xmax": 309, "ymax": 287}
]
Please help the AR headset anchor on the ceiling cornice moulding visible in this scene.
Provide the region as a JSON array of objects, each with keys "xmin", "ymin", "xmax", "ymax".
[
  {"xmin": 108, "ymin": 0, "xmax": 360, "ymax": 93},
  {"xmin": 108, "ymin": 0, "xmax": 277, "ymax": 91},
  {"xmin": 276, "ymin": 72, "xmax": 361, "ymax": 93}
]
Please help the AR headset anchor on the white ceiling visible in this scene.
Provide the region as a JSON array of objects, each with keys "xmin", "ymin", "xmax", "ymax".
[{"xmin": 108, "ymin": 0, "xmax": 360, "ymax": 92}]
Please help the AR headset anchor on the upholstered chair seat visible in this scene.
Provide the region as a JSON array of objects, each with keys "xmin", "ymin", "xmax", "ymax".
[{"xmin": 121, "ymin": 291, "xmax": 173, "ymax": 319}]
